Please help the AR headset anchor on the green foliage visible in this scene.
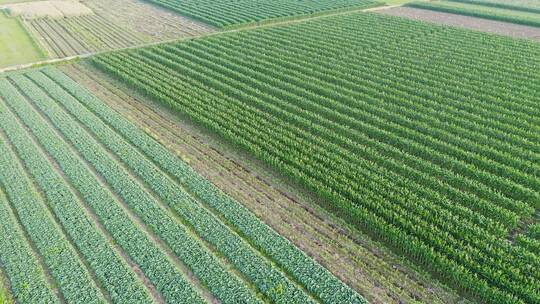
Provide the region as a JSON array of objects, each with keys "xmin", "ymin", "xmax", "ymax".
[
  {"xmin": 0, "ymin": 66, "xmax": 365, "ymax": 303},
  {"xmin": 407, "ymin": 1, "xmax": 540, "ymax": 27},
  {"xmin": 142, "ymin": 0, "xmax": 380, "ymax": 28},
  {"xmin": 447, "ymin": 0, "xmax": 540, "ymax": 14},
  {"xmin": 93, "ymin": 12, "xmax": 540, "ymax": 304}
]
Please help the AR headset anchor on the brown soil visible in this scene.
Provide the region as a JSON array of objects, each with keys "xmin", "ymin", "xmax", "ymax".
[
  {"xmin": 4, "ymin": 1, "xmax": 92, "ymax": 19},
  {"xmin": 62, "ymin": 62, "xmax": 469, "ymax": 304},
  {"xmin": 82, "ymin": 0, "xmax": 215, "ymax": 40},
  {"xmin": 377, "ymin": 7, "xmax": 540, "ymax": 42}
]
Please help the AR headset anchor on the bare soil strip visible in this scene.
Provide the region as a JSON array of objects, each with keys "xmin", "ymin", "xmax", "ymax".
[
  {"xmin": 63, "ymin": 63, "xmax": 469, "ymax": 304},
  {"xmin": 377, "ymin": 6, "xmax": 540, "ymax": 41},
  {"xmin": 82, "ymin": 0, "xmax": 215, "ymax": 40}
]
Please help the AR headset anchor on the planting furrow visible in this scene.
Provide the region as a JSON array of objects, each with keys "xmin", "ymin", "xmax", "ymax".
[
  {"xmin": 0, "ymin": 81, "xmax": 106, "ymax": 304},
  {"xmin": 29, "ymin": 19, "xmax": 65, "ymax": 58},
  {"xmin": 34, "ymin": 69, "xmax": 320, "ymax": 304},
  {"xmin": 0, "ymin": 79, "xmax": 154, "ymax": 304},
  {"xmin": 15, "ymin": 70, "xmax": 262, "ymax": 304},
  {"xmin": 47, "ymin": 66, "xmax": 383, "ymax": 304},
  {"xmin": 0, "ymin": 163, "xmax": 59, "ymax": 304}
]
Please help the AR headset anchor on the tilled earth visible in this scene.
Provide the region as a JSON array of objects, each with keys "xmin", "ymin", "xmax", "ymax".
[{"xmin": 377, "ymin": 6, "xmax": 540, "ymax": 42}]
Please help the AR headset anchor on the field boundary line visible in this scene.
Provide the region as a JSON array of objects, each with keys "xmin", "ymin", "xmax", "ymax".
[{"xmin": 0, "ymin": 4, "xmax": 401, "ymax": 74}]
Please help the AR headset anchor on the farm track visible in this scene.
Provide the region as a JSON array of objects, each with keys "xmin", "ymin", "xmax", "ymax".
[
  {"xmin": 62, "ymin": 63, "xmax": 465, "ymax": 304},
  {"xmin": 0, "ymin": 4, "xmax": 405, "ymax": 74}
]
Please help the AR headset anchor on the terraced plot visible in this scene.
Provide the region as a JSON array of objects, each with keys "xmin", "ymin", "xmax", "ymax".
[
  {"xmin": 25, "ymin": 14, "xmax": 147, "ymax": 58},
  {"xmin": 92, "ymin": 12, "xmax": 540, "ymax": 304},
  {"xmin": 0, "ymin": 67, "xmax": 364, "ymax": 304},
  {"xmin": 141, "ymin": 0, "xmax": 380, "ymax": 28}
]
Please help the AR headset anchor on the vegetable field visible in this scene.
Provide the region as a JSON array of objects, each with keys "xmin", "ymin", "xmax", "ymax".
[
  {"xmin": 445, "ymin": 0, "xmax": 540, "ymax": 13},
  {"xmin": 0, "ymin": 67, "xmax": 364, "ymax": 304},
  {"xmin": 83, "ymin": 0, "xmax": 215, "ymax": 40},
  {"xmin": 93, "ymin": 12, "xmax": 540, "ymax": 304},
  {"xmin": 141, "ymin": 0, "xmax": 380, "ymax": 28},
  {"xmin": 407, "ymin": 1, "xmax": 540, "ymax": 27},
  {"xmin": 25, "ymin": 14, "xmax": 147, "ymax": 58},
  {"xmin": 63, "ymin": 62, "xmax": 466, "ymax": 303}
]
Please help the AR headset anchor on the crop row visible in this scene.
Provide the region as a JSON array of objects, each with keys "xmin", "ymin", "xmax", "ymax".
[
  {"xmin": 0, "ymin": 68, "xmax": 365, "ymax": 303},
  {"xmin": 0, "ymin": 80, "xmax": 106, "ymax": 303},
  {"xmin": 44, "ymin": 67, "xmax": 365, "ymax": 304},
  {"xmin": 446, "ymin": 0, "xmax": 540, "ymax": 13},
  {"xmin": 92, "ymin": 12, "xmax": 540, "ymax": 303},
  {"xmin": 407, "ymin": 1, "xmax": 540, "ymax": 28},
  {"xmin": 143, "ymin": 0, "xmax": 380, "ymax": 28},
  {"xmin": 0, "ymin": 77, "xmax": 154, "ymax": 303},
  {"xmin": 24, "ymin": 70, "xmax": 312, "ymax": 304}
]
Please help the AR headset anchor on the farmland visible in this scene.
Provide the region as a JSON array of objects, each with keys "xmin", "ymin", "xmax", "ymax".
[
  {"xmin": 62, "ymin": 62, "xmax": 466, "ymax": 303},
  {"xmin": 83, "ymin": 0, "xmax": 215, "ymax": 40},
  {"xmin": 445, "ymin": 0, "xmax": 540, "ymax": 12},
  {"xmin": 140, "ymin": 0, "xmax": 380, "ymax": 28},
  {"xmin": 0, "ymin": 0, "xmax": 539, "ymax": 303},
  {"xmin": 407, "ymin": 1, "xmax": 540, "ymax": 27},
  {"xmin": 24, "ymin": 14, "xmax": 147, "ymax": 58},
  {"xmin": 93, "ymin": 12, "xmax": 540, "ymax": 304},
  {"xmin": 0, "ymin": 11, "xmax": 44, "ymax": 67},
  {"xmin": 0, "ymin": 67, "xmax": 364, "ymax": 303}
]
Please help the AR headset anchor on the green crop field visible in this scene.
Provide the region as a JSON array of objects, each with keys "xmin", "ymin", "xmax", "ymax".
[
  {"xmin": 407, "ymin": 1, "xmax": 540, "ymax": 27},
  {"xmin": 0, "ymin": 12, "xmax": 44, "ymax": 68},
  {"xmin": 141, "ymin": 0, "xmax": 380, "ymax": 28},
  {"xmin": 446, "ymin": 0, "xmax": 540, "ymax": 13},
  {"xmin": 0, "ymin": 67, "xmax": 364, "ymax": 304},
  {"xmin": 93, "ymin": 12, "xmax": 540, "ymax": 304}
]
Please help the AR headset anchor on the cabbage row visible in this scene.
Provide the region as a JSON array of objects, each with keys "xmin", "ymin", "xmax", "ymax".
[
  {"xmin": 0, "ymin": 76, "xmax": 154, "ymax": 304},
  {"xmin": 0, "ymin": 68, "xmax": 365, "ymax": 303},
  {"xmin": 92, "ymin": 12, "xmax": 540, "ymax": 303},
  {"xmin": 142, "ymin": 0, "xmax": 379, "ymax": 28},
  {"xmin": 43, "ymin": 67, "xmax": 365, "ymax": 304},
  {"xmin": 445, "ymin": 0, "xmax": 540, "ymax": 14}
]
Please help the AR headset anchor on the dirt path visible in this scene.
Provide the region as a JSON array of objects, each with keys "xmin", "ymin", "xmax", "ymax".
[
  {"xmin": 377, "ymin": 6, "xmax": 540, "ymax": 41},
  {"xmin": 0, "ymin": 4, "xmax": 409, "ymax": 74},
  {"xmin": 63, "ymin": 63, "xmax": 469, "ymax": 304}
]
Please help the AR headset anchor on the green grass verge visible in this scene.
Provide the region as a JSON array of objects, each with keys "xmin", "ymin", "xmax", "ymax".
[
  {"xmin": 407, "ymin": 1, "xmax": 540, "ymax": 27},
  {"xmin": 0, "ymin": 12, "xmax": 45, "ymax": 68}
]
